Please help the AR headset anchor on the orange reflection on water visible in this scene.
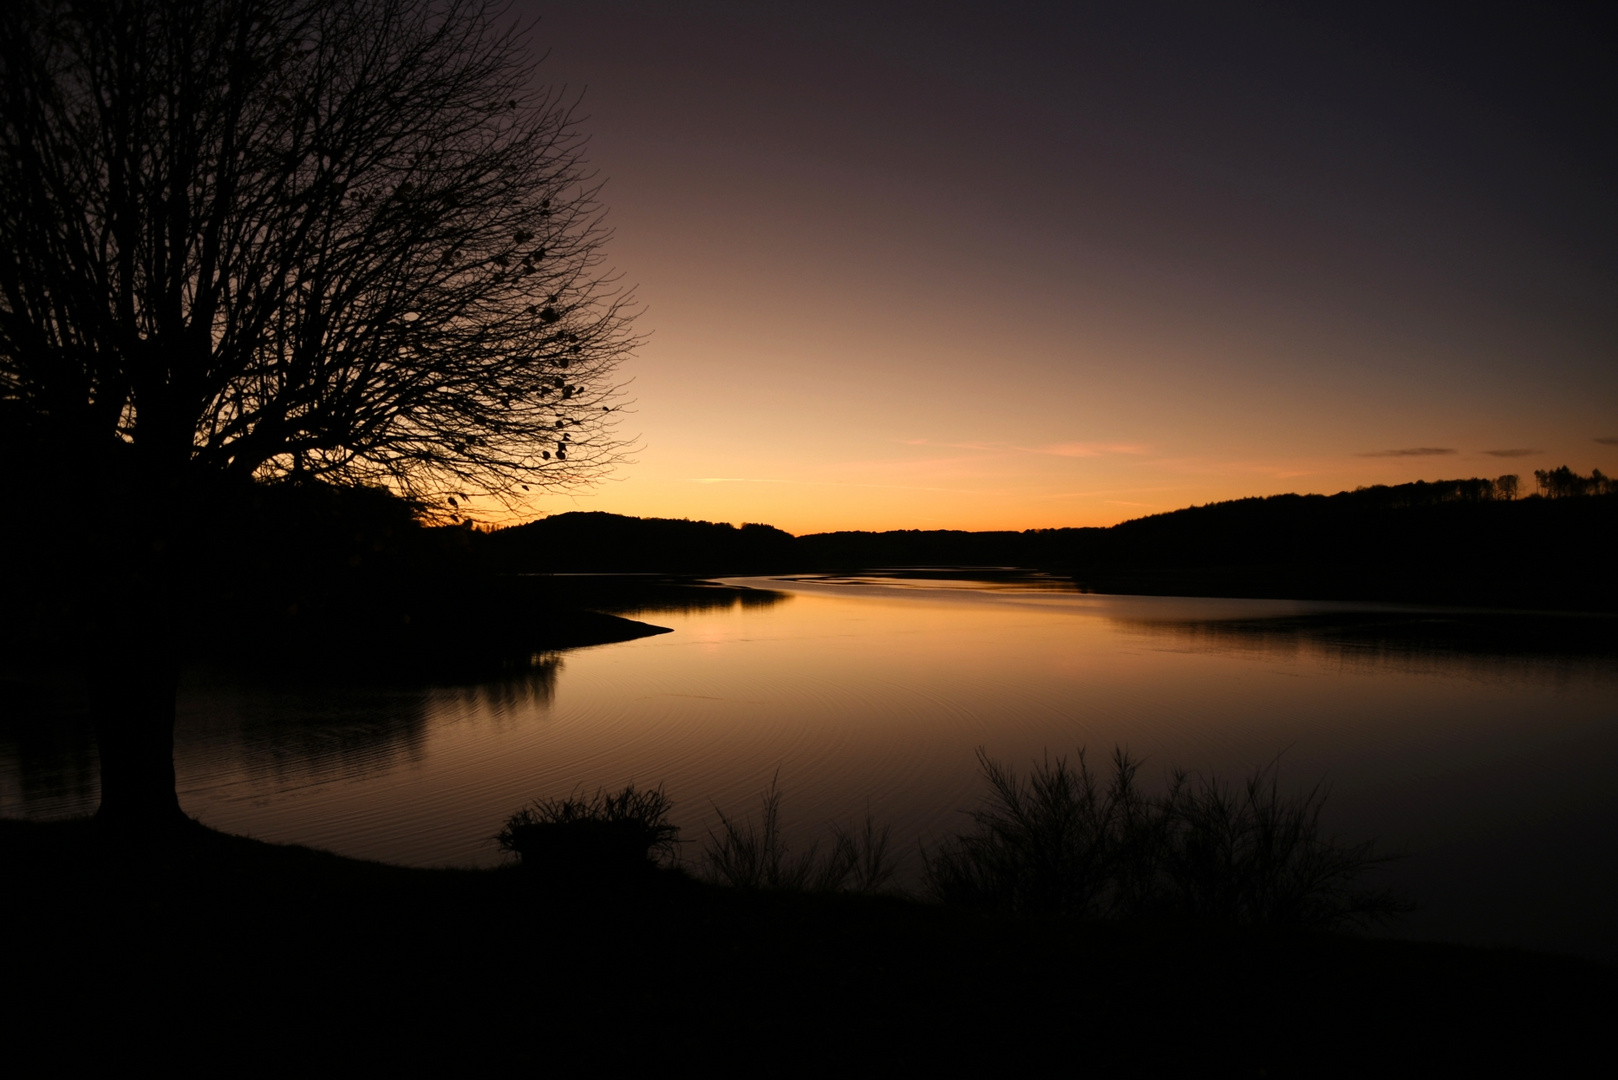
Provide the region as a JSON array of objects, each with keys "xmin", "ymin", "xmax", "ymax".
[{"xmin": 9, "ymin": 575, "xmax": 1613, "ymax": 958}]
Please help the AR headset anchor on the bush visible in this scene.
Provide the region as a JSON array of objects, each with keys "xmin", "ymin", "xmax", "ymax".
[
  {"xmin": 925, "ymin": 748, "xmax": 1407, "ymax": 931},
  {"xmin": 703, "ymin": 775, "xmax": 898, "ymax": 894},
  {"xmin": 497, "ymin": 784, "xmax": 680, "ymax": 878}
]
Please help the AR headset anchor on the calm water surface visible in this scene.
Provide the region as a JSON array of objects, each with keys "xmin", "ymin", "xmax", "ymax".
[{"xmin": 6, "ymin": 576, "xmax": 1616, "ymax": 958}]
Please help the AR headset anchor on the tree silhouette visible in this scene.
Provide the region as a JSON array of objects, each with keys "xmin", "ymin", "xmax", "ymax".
[
  {"xmin": 0, "ymin": 0, "xmax": 637, "ymax": 824},
  {"xmin": 1533, "ymin": 467, "xmax": 1616, "ymax": 498}
]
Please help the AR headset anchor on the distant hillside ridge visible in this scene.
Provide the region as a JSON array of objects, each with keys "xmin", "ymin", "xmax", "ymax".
[
  {"xmin": 487, "ymin": 475, "xmax": 1618, "ymax": 611},
  {"xmin": 485, "ymin": 511, "xmax": 796, "ymax": 575},
  {"xmin": 1070, "ymin": 482, "xmax": 1616, "ymax": 610}
]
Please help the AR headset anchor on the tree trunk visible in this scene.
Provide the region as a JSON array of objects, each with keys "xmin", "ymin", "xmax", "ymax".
[
  {"xmin": 91, "ymin": 644, "xmax": 185, "ymax": 826},
  {"xmin": 89, "ymin": 474, "xmax": 191, "ymax": 830}
]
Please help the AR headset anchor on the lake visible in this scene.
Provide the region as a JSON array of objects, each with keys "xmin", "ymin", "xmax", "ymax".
[{"xmin": 5, "ymin": 574, "xmax": 1616, "ymax": 959}]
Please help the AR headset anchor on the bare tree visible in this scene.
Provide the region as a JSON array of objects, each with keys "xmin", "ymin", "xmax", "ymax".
[{"xmin": 0, "ymin": 0, "xmax": 638, "ymax": 823}]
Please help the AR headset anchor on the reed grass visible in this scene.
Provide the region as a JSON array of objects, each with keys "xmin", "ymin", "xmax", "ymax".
[
  {"xmin": 924, "ymin": 748, "xmax": 1407, "ymax": 930},
  {"xmin": 498, "ymin": 751, "xmax": 1405, "ymax": 930},
  {"xmin": 702, "ymin": 774, "xmax": 899, "ymax": 894}
]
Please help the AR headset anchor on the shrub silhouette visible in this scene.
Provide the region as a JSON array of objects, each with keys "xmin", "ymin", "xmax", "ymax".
[
  {"xmin": 925, "ymin": 748, "xmax": 1407, "ymax": 930},
  {"xmin": 703, "ymin": 774, "xmax": 898, "ymax": 893},
  {"xmin": 497, "ymin": 784, "xmax": 679, "ymax": 878}
]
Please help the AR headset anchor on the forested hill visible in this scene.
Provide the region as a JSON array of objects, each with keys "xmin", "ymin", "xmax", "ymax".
[
  {"xmin": 485, "ymin": 511, "xmax": 797, "ymax": 574},
  {"xmin": 488, "ymin": 477, "xmax": 1618, "ymax": 610},
  {"xmin": 1057, "ymin": 483, "xmax": 1615, "ymax": 610}
]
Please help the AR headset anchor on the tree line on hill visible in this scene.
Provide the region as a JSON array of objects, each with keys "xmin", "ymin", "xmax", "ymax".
[
  {"xmin": 5, "ymin": 468, "xmax": 1614, "ymax": 679},
  {"xmin": 480, "ymin": 470, "xmax": 1616, "ymax": 611},
  {"xmin": 1534, "ymin": 466, "xmax": 1617, "ymax": 499}
]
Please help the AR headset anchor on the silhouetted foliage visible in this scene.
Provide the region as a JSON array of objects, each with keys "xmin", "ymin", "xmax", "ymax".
[
  {"xmin": 0, "ymin": 0, "xmax": 636, "ymax": 821},
  {"xmin": 1062, "ymin": 477, "xmax": 1617, "ymax": 609},
  {"xmin": 497, "ymin": 783, "xmax": 680, "ymax": 878},
  {"xmin": 487, "ymin": 511, "xmax": 797, "ymax": 574},
  {"xmin": 0, "ymin": 0, "xmax": 634, "ymax": 505},
  {"xmin": 464, "ymin": 475, "xmax": 1617, "ymax": 611},
  {"xmin": 187, "ymin": 479, "xmax": 671, "ymax": 678},
  {"xmin": 1534, "ymin": 466, "xmax": 1617, "ymax": 498},
  {"xmin": 778, "ymin": 476, "xmax": 1615, "ymax": 610},
  {"xmin": 493, "ymin": 477, "xmax": 1608, "ymax": 610},
  {"xmin": 925, "ymin": 749, "xmax": 1406, "ymax": 931},
  {"xmin": 1349, "ymin": 475, "xmax": 1519, "ymax": 505},
  {"xmin": 703, "ymin": 775, "xmax": 899, "ymax": 894},
  {"xmin": 788, "ymin": 475, "xmax": 1549, "ymax": 575}
]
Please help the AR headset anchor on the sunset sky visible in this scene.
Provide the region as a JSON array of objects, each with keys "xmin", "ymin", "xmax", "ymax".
[{"xmin": 514, "ymin": 1, "xmax": 1614, "ymax": 533}]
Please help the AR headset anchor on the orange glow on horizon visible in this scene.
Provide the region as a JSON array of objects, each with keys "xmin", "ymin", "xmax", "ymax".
[{"xmin": 466, "ymin": 3, "xmax": 1618, "ymax": 537}]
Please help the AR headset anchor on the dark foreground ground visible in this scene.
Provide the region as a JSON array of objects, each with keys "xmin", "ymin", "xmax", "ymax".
[{"xmin": 3, "ymin": 821, "xmax": 1612, "ymax": 1075}]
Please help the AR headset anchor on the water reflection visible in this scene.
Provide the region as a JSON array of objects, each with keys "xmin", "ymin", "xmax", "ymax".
[
  {"xmin": 523, "ymin": 574, "xmax": 790, "ymax": 617},
  {"xmin": 4, "ymin": 576, "xmax": 1615, "ymax": 960},
  {"xmin": 0, "ymin": 674, "xmax": 96, "ymax": 818},
  {"xmin": 787, "ymin": 569, "xmax": 1081, "ymax": 592},
  {"xmin": 1112, "ymin": 608, "xmax": 1618, "ymax": 677}
]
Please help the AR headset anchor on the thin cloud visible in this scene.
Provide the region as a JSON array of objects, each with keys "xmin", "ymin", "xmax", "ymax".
[
  {"xmin": 1482, "ymin": 448, "xmax": 1538, "ymax": 458},
  {"xmin": 896, "ymin": 437, "xmax": 1149, "ymax": 457},
  {"xmin": 1031, "ymin": 484, "xmax": 1185, "ymax": 502},
  {"xmin": 682, "ymin": 476, "xmax": 963, "ymax": 493},
  {"xmin": 1596, "ymin": 436, "xmax": 1618, "ymax": 446},
  {"xmin": 1151, "ymin": 456, "xmax": 1319, "ymax": 480},
  {"xmin": 1356, "ymin": 447, "xmax": 1457, "ymax": 458},
  {"xmin": 1035, "ymin": 441, "xmax": 1150, "ymax": 458},
  {"xmin": 895, "ymin": 438, "xmax": 994, "ymax": 451}
]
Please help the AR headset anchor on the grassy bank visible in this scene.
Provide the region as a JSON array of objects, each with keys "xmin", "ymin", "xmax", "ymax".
[{"xmin": 3, "ymin": 817, "xmax": 1611, "ymax": 1073}]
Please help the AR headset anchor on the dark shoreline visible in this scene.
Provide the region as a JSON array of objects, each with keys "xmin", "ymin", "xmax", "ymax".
[
  {"xmin": 3, "ymin": 817, "xmax": 1612, "ymax": 1071},
  {"xmin": 486, "ymin": 486, "xmax": 1618, "ymax": 613}
]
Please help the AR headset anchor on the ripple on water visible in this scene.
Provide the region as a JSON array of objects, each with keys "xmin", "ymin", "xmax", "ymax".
[{"xmin": 6, "ymin": 578, "xmax": 1617, "ymax": 958}]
